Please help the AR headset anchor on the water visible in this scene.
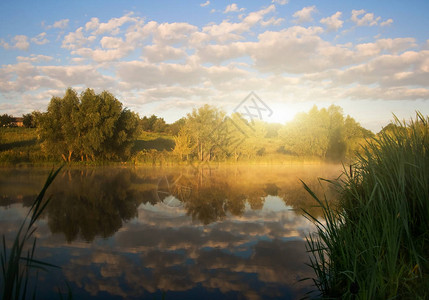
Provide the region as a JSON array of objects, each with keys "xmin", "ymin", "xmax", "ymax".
[{"xmin": 0, "ymin": 164, "xmax": 342, "ymax": 300}]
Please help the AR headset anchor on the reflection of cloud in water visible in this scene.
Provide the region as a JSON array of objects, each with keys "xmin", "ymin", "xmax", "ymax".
[{"xmin": 0, "ymin": 165, "xmax": 342, "ymax": 299}]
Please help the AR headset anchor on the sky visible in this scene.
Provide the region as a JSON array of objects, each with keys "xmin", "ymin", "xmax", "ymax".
[{"xmin": 0, "ymin": 0, "xmax": 428, "ymax": 132}]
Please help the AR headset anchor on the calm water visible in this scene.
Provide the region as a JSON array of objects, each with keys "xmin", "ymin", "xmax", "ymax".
[{"xmin": 0, "ymin": 164, "xmax": 341, "ymax": 300}]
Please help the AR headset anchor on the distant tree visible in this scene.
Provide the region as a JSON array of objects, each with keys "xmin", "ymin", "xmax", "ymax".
[
  {"xmin": 343, "ymin": 116, "xmax": 374, "ymax": 159},
  {"xmin": 325, "ymin": 105, "xmax": 346, "ymax": 161},
  {"xmin": 0, "ymin": 114, "xmax": 13, "ymax": 127},
  {"xmin": 265, "ymin": 123, "xmax": 282, "ymax": 138},
  {"xmin": 279, "ymin": 105, "xmax": 372, "ymax": 161},
  {"xmin": 169, "ymin": 117, "xmax": 186, "ymax": 135},
  {"xmin": 378, "ymin": 122, "xmax": 401, "ymax": 136},
  {"xmin": 173, "ymin": 130, "xmax": 193, "ymax": 160},
  {"xmin": 22, "ymin": 113, "xmax": 34, "ymax": 128},
  {"xmin": 31, "ymin": 111, "xmax": 42, "ymax": 128},
  {"xmin": 181, "ymin": 104, "xmax": 225, "ymax": 161},
  {"xmin": 279, "ymin": 106, "xmax": 329, "ymax": 158},
  {"xmin": 153, "ymin": 117, "xmax": 167, "ymax": 133},
  {"xmin": 38, "ymin": 88, "xmax": 140, "ymax": 162}
]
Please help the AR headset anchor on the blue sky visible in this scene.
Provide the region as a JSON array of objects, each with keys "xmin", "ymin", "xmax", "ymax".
[{"xmin": 1, "ymin": 0, "xmax": 428, "ymax": 132}]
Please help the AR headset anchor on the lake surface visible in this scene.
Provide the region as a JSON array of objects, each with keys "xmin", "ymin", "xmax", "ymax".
[{"xmin": 0, "ymin": 164, "xmax": 342, "ymax": 300}]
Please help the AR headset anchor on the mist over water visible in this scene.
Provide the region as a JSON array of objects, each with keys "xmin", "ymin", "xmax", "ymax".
[{"xmin": 0, "ymin": 164, "xmax": 341, "ymax": 299}]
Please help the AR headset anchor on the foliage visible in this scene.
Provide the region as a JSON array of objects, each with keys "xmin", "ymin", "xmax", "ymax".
[
  {"xmin": 304, "ymin": 112, "xmax": 429, "ymax": 299},
  {"xmin": 174, "ymin": 104, "xmax": 225, "ymax": 161},
  {"xmin": 140, "ymin": 115, "xmax": 169, "ymax": 133},
  {"xmin": 1, "ymin": 167, "xmax": 62, "ymax": 300},
  {"xmin": 2, "ymin": 102, "xmax": 374, "ymax": 165},
  {"xmin": 0, "ymin": 114, "xmax": 14, "ymax": 127},
  {"xmin": 168, "ymin": 117, "xmax": 186, "ymax": 135},
  {"xmin": 37, "ymin": 88, "xmax": 140, "ymax": 162},
  {"xmin": 279, "ymin": 105, "xmax": 372, "ymax": 161},
  {"xmin": 22, "ymin": 114, "xmax": 33, "ymax": 128}
]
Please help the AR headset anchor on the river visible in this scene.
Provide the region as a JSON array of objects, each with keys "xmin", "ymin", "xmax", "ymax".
[{"xmin": 0, "ymin": 164, "xmax": 342, "ymax": 300}]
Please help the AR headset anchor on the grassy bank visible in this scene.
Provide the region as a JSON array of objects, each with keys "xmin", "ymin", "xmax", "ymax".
[
  {"xmin": 1, "ymin": 128, "xmax": 328, "ymax": 166},
  {"xmin": 304, "ymin": 114, "xmax": 429, "ymax": 299}
]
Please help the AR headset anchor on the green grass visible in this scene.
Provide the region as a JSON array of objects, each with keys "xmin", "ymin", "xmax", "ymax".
[
  {"xmin": 1, "ymin": 166, "xmax": 63, "ymax": 300},
  {"xmin": 0, "ymin": 128, "xmax": 53, "ymax": 165},
  {"xmin": 303, "ymin": 113, "xmax": 429, "ymax": 299}
]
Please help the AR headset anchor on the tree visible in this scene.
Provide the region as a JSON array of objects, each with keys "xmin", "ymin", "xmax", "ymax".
[
  {"xmin": 169, "ymin": 118, "xmax": 186, "ymax": 135},
  {"xmin": 173, "ymin": 130, "xmax": 193, "ymax": 160},
  {"xmin": 0, "ymin": 114, "xmax": 13, "ymax": 127},
  {"xmin": 153, "ymin": 117, "xmax": 167, "ymax": 133},
  {"xmin": 38, "ymin": 88, "xmax": 140, "ymax": 162},
  {"xmin": 22, "ymin": 113, "xmax": 34, "ymax": 128},
  {"xmin": 176, "ymin": 105, "xmax": 225, "ymax": 161},
  {"xmin": 279, "ymin": 106, "xmax": 329, "ymax": 157},
  {"xmin": 279, "ymin": 105, "xmax": 372, "ymax": 161}
]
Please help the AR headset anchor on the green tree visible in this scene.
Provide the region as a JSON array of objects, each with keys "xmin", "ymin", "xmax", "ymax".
[
  {"xmin": 0, "ymin": 114, "xmax": 13, "ymax": 127},
  {"xmin": 153, "ymin": 117, "xmax": 167, "ymax": 133},
  {"xmin": 325, "ymin": 105, "xmax": 346, "ymax": 161},
  {"xmin": 22, "ymin": 113, "xmax": 34, "ymax": 128},
  {"xmin": 169, "ymin": 117, "xmax": 186, "ymax": 135},
  {"xmin": 179, "ymin": 104, "xmax": 225, "ymax": 161},
  {"xmin": 173, "ymin": 130, "xmax": 193, "ymax": 160},
  {"xmin": 280, "ymin": 106, "xmax": 329, "ymax": 157},
  {"xmin": 38, "ymin": 88, "xmax": 140, "ymax": 162}
]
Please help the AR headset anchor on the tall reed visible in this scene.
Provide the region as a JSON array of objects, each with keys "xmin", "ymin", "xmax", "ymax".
[
  {"xmin": 303, "ymin": 113, "xmax": 429, "ymax": 299},
  {"xmin": 1, "ymin": 166, "xmax": 62, "ymax": 300}
]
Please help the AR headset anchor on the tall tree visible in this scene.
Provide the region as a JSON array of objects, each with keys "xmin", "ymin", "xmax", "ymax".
[
  {"xmin": 38, "ymin": 88, "xmax": 140, "ymax": 162},
  {"xmin": 177, "ymin": 105, "xmax": 225, "ymax": 161}
]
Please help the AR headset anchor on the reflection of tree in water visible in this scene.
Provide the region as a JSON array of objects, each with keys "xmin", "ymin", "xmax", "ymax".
[
  {"xmin": 47, "ymin": 169, "xmax": 142, "ymax": 242},
  {"xmin": 169, "ymin": 169, "xmax": 264, "ymax": 225},
  {"xmin": 35, "ymin": 166, "xmax": 339, "ymax": 241}
]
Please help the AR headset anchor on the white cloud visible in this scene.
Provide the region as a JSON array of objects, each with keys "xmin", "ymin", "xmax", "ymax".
[
  {"xmin": 14, "ymin": 35, "xmax": 30, "ymax": 50},
  {"xmin": 117, "ymin": 61, "xmax": 204, "ymax": 89},
  {"xmin": 380, "ymin": 18, "xmax": 393, "ymax": 27},
  {"xmin": 249, "ymin": 26, "xmax": 359, "ymax": 74},
  {"xmin": 351, "ymin": 9, "xmax": 380, "ymax": 27},
  {"xmin": 31, "ymin": 32, "xmax": 49, "ymax": 45},
  {"xmin": 200, "ymin": 1, "xmax": 210, "ymax": 7},
  {"xmin": 40, "ymin": 65, "xmax": 116, "ymax": 88},
  {"xmin": 224, "ymin": 3, "xmax": 245, "ymax": 13},
  {"xmin": 320, "ymin": 12, "xmax": 343, "ymax": 31},
  {"xmin": 271, "ymin": 0, "xmax": 288, "ymax": 5},
  {"xmin": 100, "ymin": 36, "xmax": 124, "ymax": 49},
  {"xmin": 153, "ymin": 22, "xmax": 198, "ymax": 45},
  {"xmin": 46, "ymin": 19, "xmax": 69, "ymax": 30},
  {"xmin": 203, "ymin": 4, "xmax": 278, "ymax": 42},
  {"xmin": 62, "ymin": 27, "xmax": 96, "ymax": 50},
  {"xmin": 124, "ymin": 20, "xmax": 157, "ymax": 45},
  {"xmin": 1, "ymin": 35, "xmax": 30, "ymax": 51},
  {"xmin": 86, "ymin": 13, "xmax": 138, "ymax": 35},
  {"xmin": 16, "ymin": 54, "xmax": 53, "ymax": 63},
  {"xmin": 85, "ymin": 17, "xmax": 100, "ymax": 31},
  {"xmin": 72, "ymin": 46, "xmax": 133, "ymax": 63},
  {"xmin": 293, "ymin": 6, "xmax": 317, "ymax": 24},
  {"xmin": 355, "ymin": 38, "xmax": 417, "ymax": 57},
  {"xmin": 143, "ymin": 44, "xmax": 186, "ymax": 63},
  {"xmin": 196, "ymin": 42, "xmax": 249, "ymax": 64},
  {"xmin": 1, "ymin": 7, "xmax": 428, "ymax": 120}
]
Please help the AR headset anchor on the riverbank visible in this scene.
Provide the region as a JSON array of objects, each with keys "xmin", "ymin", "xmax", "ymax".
[
  {"xmin": 0, "ymin": 127, "xmax": 340, "ymax": 167},
  {"xmin": 305, "ymin": 114, "xmax": 429, "ymax": 299}
]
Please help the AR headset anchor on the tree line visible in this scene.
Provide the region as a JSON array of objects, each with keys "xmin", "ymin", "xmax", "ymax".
[
  {"xmin": 3, "ymin": 88, "xmax": 375, "ymax": 163},
  {"xmin": 173, "ymin": 104, "xmax": 373, "ymax": 162}
]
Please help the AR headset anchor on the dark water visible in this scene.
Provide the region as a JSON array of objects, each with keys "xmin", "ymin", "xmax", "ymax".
[{"xmin": 0, "ymin": 164, "xmax": 341, "ymax": 300}]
